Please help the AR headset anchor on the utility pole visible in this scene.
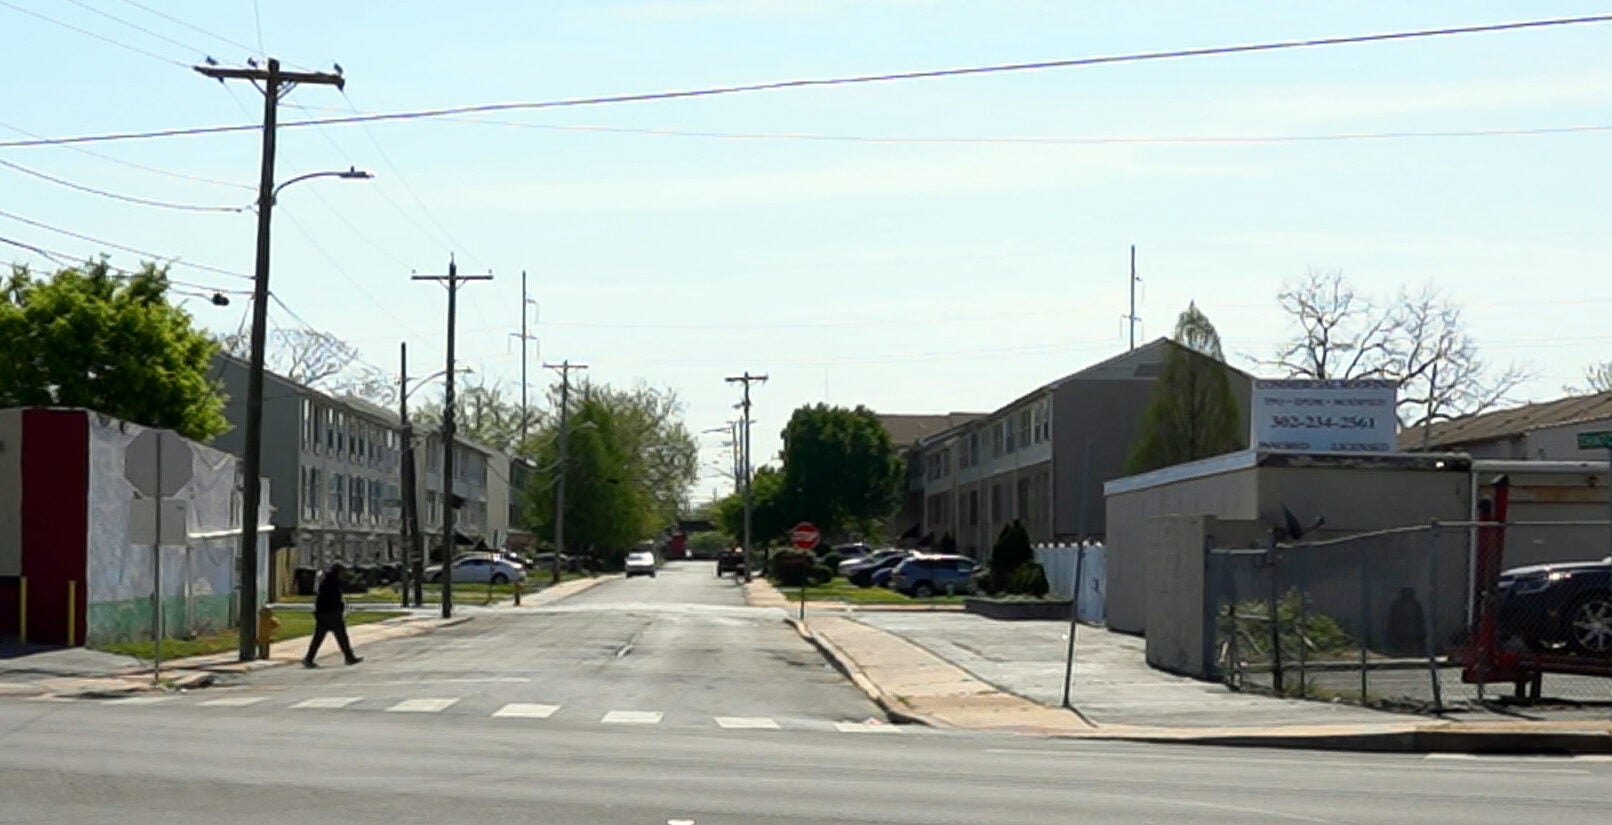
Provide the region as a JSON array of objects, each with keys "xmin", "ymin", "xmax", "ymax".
[
  {"xmin": 398, "ymin": 342, "xmax": 425, "ymax": 608},
  {"xmin": 510, "ymin": 271, "xmax": 539, "ymax": 448},
  {"xmin": 544, "ymin": 360, "xmax": 588, "ymax": 585},
  {"xmin": 195, "ymin": 57, "xmax": 346, "ymax": 662},
  {"xmin": 1125, "ymin": 244, "xmax": 1141, "ymax": 351},
  {"xmin": 725, "ymin": 372, "xmax": 767, "ymax": 582},
  {"xmin": 413, "ymin": 257, "xmax": 492, "ymax": 619}
]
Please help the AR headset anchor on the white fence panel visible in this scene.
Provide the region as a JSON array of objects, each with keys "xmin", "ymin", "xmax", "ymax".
[{"xmin": 1033, "ymin": 542, "xmax": 1106, "ymax": 624}]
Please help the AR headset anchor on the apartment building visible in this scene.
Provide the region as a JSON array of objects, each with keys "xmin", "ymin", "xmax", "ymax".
[
  {"xmin": 415, "ymin": 429, "xmax": 495, "ymax": 559},
  {"xmin": 911, "ymin": 339, "xmax": 1254, "ymax": 559}
]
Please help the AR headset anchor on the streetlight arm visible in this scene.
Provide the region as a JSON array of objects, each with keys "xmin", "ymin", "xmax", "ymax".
[{"xmin": 271, "ymin": 166, "xmax": 373, "ymax": 202}]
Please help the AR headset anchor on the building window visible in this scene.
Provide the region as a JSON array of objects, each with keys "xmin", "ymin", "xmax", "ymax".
[
  {"xmin": 968, "ymin": 490, "xmax": 979, "ymax": 526},
  {"xmin": 992, "ymin": 423, "xmax": 1004, "ymax": 457},
  {"xmin": 1017, "ymin": 478, "xmax": 1030, "ymax": 523},
  {"xmin": 968, "ymin": 431, "xmax": 980, "ymax": 468},
  {"xmin": 990, "ymin": 484, "xmax": 1002, "ymax": 523},
  {"xmin": 303, "ymin": 467, "xmax": 322, "ymax": 520},
  {"xmin": 1018, "ymin": 409, "xmax": 1032, "ymax": 449},
  {"xmin": 1036, "ymin": 400, "xmax": 1051, "ymax": 442},
  {"xmin": 329, "ymin": 472, "xmax": 344, "ymax": 514},
  {"xmin": 1003, "ymin": 417, "xmax": 1017, "ymax": 454},
  {"xmin": 350, "ymin": 476, "xmax": 364, "ymax": 520}
]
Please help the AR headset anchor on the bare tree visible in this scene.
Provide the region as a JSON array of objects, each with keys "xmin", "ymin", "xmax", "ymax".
[
  {"xmin": 412, "ymin": 377, "xmax": 542, "ymax": 452},
  {"xmin": 1566, "ymin": 362, "xmax": 1612, "ymax": 395},
  {"xmin": 1269, "ymin": 270, "xmax": 1530, "ymax": 434},
  {"xmin": 219, "ymin": 327, "xmax": 395, "ymax": 405}
]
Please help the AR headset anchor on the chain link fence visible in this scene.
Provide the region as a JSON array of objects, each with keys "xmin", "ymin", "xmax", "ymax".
[{"xmin": 1210, "ymin": 520, "xmax": 1612, "ymax": 714}]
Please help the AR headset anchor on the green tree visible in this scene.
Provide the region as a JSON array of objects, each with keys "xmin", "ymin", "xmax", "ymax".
[
  {"xmin": 0, "ymin": 260, "xmax": 226, "ymax": 440},
  {"xmin": 714, "ymin": 466, "xmax": 791, "ymax": 547},
  {"xmin": 1126, "ymin": 302, "xmax": 1244, "ymax": 474},
  {"xmin": 522, "ymin": 396, "xmax": 646, "ymax": 567},
  {"xmin": 778, "ymin": 404, "xmax": 905, "ymax": 539}
]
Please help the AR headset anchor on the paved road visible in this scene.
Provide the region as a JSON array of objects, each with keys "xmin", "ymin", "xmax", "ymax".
[{"xmin": 3, "ymin": 560, "xmax": 1610, "ymax": 823}]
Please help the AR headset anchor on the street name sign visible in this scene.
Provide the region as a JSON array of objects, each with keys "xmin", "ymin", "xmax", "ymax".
[{"xmin": 1577, "ymin": 431, "xmax": 1612, "ymax": 450}]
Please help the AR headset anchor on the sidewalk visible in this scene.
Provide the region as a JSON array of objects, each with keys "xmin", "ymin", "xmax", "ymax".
[
  {"xmin": 750, "ymin": 579, "xmax": 1612, "ymax": 752},
  {"xmin": 1, "ymin": 575, "xmax": 608, "ymax": 698}
]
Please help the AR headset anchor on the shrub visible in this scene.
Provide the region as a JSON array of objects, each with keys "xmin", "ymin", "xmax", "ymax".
[
  {"xmin": 971, "ymin": 569, "xmax": 998, "ymax": 596},
  {"xmin": 769, "ymin": 549, "xmax": 816, "ymax": 587},
  {"xmin": 808, "ymin": 565, "xmax": 834, "ymax": 586},
  {"xmin": 820, "ymin": 552, "xmax": 843, "ymax": 573},
  {"xmin": 938, "ymin": 532, "xmax": 958, "ymax": 555},
  {"xmin": 1007, "ymin": 562, "xmax": 1050, "ymax": 597},
  {"xmin": 988, "ymin": 521, "xmax": 1034, "ymax": 583}
]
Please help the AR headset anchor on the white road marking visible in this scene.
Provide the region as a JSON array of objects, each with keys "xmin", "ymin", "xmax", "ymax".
[
  {"xmin": 1426, "ymin": 753, "xmax": 1612, "ymax": 764},
  {"xmin": 835, "ymin": 721, "xmax": 901, "ymax": 733},
  {"xmin": 200, "ymin": 696, "xmax": 266, "ymax": 707},
  {"xmin": 290, "ymin": 696, "xmax": 363, "ymax": 709},
  {"xmin": 493, "ymin": 703, "xmax": 560, "ymax": 719},
  {"xmin": 601, "ymin": 710, "xmax": 663, "ymax": 725},
  {"xmin": 386, "ymin": 698, "xmax": 460, "ymax": 713},
  {"xmin": 714, "ymin": 716, "xmax": 780, "ymax": 730},
  {"xmin": 104, "ymin": 696, "xmax": 175, "ymax": 705}
]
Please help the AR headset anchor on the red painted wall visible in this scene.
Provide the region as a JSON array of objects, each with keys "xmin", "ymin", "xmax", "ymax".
[{"xmin": 20, "ymin": 409, "xmax": 89, "ymax": 646}]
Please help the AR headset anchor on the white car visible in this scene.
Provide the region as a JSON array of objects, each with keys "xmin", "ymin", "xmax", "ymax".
[
  {"xmin": 624, "ymin": 552, "xmax": 657, "ymax": 578},
  {"xmin": 425, "ymin": 554, "xmax": 526, "ymax": 585}
]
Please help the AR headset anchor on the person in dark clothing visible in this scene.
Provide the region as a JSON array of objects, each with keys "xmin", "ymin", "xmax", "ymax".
[{"xmin": 304, "ymin": 563, "xmax": 363, "ymax": 668}]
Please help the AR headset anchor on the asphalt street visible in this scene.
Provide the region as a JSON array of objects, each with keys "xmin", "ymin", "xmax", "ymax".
[{"xmin": 2, "ymin": 561, "xmax": 1610, "ymax": 824}]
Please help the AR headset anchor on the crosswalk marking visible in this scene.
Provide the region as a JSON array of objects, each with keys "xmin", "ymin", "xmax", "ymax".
[
  {"xmin": 714, "ymin": 716, "xmax": 780, "ymax": 730},
  {"xmin": 387, "ymin": 698, "xmax": 460, "ymax": 713},
  {"xmin": 601, "ymin": 710, "xmax": 663, "ymax": 725},
  {"xmin": 493, "ymin": 703, "xmax": 560, "ymax": 719},
  {"xmin": 290, "ymin": 696, "xmax": 363, "ymax": 709},
  {"xmin": 834, "ymin": 721, "xmax": 901, "ymax": 733},
  {"xmin": 104, "ymin": 696, "xmax": 175, "ymax": 706},
  {"xmin": 200, "ymin": 696, "xmax": 266, "ymax": 708}
]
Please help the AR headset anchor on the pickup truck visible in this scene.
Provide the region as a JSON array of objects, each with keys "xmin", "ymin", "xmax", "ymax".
[{"xmin": 716, "ymin": 547, "xmax": 746, "ymax": 577}]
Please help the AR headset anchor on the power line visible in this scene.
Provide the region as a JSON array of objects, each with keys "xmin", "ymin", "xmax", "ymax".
[
  {"xmin": 0, "ymin": 233, "xmax": 246, "ymax": 293},
  {"xmin": 0, "ymin": 0, "xmax": 188, "ymax": 67},
  {"xmin": 415, "ymin": 115, "xmax": 1612, "ymax": 148},
  {"xmin": 61, "ymin": 0, "xmax": 207, "ymax": 55},
  {"xmin": 113, "ymin": 0, "xmax": 260, "ymax": 56},
  {"xmin": 0, "ymin": 156, "xmax": 246, "ymax": 212},
  {"xmin": 0, "ymin": 208, "xmax": 251, "ymax": 279},
  {"xmin": 276, "ymin": 207, "xmax": 436, "ymax": 344},
  {"xmin": 0, "ymin": 118, "xmax": 253, "ymax": 189},
  {"xmin": 7, "ymin": 13, "xmax": 1610, "ymax": 149}
]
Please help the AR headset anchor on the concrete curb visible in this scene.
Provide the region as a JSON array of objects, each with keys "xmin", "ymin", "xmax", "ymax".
[
  {"xmin": 1062, "ymin": 727, "xmax": 1612, "ymax": 755},
  {"xmin": 786, "ymin": 617, "xmax": 939, "ymax": 727}
]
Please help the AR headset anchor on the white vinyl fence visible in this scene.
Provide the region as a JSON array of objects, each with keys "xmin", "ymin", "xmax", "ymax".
[{"xmin": 1033, "ymin": 542, "xmax": 1106, "ymax": 624}]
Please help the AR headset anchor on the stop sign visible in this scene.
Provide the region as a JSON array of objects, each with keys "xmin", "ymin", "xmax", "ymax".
[{"xmin": 790, "ymin": 522, "xmax": 821, "ymax": 551}]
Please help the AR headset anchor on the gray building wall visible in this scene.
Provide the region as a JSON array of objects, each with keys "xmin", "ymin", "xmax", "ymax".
[
  {"xmin": 211, "ymin": 360, "xmax": 302, "ymax": 530},
  {"xmin": 1050, "ymin": 377, "xmax": 1159, "ymax": 540},
  {"xmin": 0, "ymin": 409, "xmax": 19, "ymax": 576}
]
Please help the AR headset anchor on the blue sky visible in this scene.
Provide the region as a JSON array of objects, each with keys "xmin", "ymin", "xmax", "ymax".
[{"xmin": 3, "ymin": 1, "xmax": 1610, "ymax": 501}]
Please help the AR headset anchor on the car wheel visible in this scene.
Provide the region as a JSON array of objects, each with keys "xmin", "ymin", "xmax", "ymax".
[
  {"xmin": 491, "ymin": 573, "xmax": 509, "ymax": 585},
  {"xmin": 913, "ymin": 582, "xmax": 936, "ymax": 598},
  {"xmin": 1567, "ymin": 591, "xmax": 1612, "ymax": 656}
]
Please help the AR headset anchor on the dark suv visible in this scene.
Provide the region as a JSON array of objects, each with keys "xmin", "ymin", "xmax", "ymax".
[
  {"xmin": 888, "ymin": 554, "xmax": 978, "ymax": 598},
  {"xmin": 1497, "ymin": 557, "xmax": 1612, "ymax": 656}
]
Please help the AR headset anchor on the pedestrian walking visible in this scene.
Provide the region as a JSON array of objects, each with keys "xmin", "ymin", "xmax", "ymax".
[{"xmin": 303, "ymin": 562, "xmax": 363, "ymax": 668}]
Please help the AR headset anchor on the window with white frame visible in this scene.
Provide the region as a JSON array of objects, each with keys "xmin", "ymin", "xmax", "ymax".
[
  {"xmin": 329, "ymin": 472, "xmax": 344, "ymax": 514},
  {"xmin": 1017, "ymin": 408, "xmax": 1031, "ymax": 449},
  {"xmin": 957, "ymin": 436, "xmax": 970, "ymax": 469},
  {"xmin": 349, "ymin": 476, "xmax": 364, "ymax": 520},
  {"xmin": 992, "ymin": 422, "xmax": 1004, "ymax": 457},
  {"xmin": 968, "ymin": 431, "xmax": 980, "ymax": 467},
  {"xmin": 1003, "ymin": 417, "xmax": 1017, "ymax": 453}
]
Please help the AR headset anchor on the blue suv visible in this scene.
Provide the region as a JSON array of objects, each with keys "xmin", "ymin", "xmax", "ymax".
[{"xmin": 889, "ymin": 554, "xmax": 978, "ymax": 598}]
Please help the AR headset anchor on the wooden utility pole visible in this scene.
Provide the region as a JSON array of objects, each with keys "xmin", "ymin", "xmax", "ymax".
[
  {"xmin": 544, "ymin": 360, "xmax": 588, "ymax": 585},
  {"xmin": 412, "ymin": 256, "xmax": 492, "ymax": 619},
  {"xmin": 725, "ymin": 372, "xmax": 767, "ymax": 582},
  {"xmin": 194, "ymin": 58, "xmax": 346, "ymax": 662}
]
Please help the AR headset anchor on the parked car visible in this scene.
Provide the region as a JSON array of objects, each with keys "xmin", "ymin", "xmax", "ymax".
[
  {"xmin": 846, "ymin": 552, "xmax": 909, "ymax": 587},
  {"xmin": 716, "ymin": 547, "xmax": 746, "ymax": 577},
  {"xmin": 822, "ymin": 543, "xmax": 873, "ymax": 564},
  {"xmin": 424, "ymin": 554, "xmax": 526, "ymax": 585},
  {"xmin": 870, "ymin": 565, "xmax": 898, "ymax": 589},
  {"xmin": 625, "ymin": 551, "xmax": 658, "ymax": 578},
  {"xmin": 1497, "ymin": 557, "xmax": 1612, "ymax": 655},
  {"xmin": 838, "ymin": 547, "xmax": 897, "ymax": 575},
  {"xmin": 888, "ymin": 554, "xmax": 978, "ymax": 598}
]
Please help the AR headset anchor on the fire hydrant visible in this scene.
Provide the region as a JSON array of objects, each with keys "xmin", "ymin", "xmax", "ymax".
[{"xmin": 256, "ymin": 606, "xmax": 279, "ymax": 659}]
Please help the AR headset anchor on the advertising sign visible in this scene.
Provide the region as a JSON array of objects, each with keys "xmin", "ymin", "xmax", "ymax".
[{"xmin": 1251, "ymin": 379, "xmax": 1398, "ymax": 454}]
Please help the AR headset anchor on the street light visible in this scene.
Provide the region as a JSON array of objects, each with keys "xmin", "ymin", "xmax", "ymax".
[
  {"xmin": 236, "ymin": 164, "xmax": 372, "ymax": 661},
  {"xmin": 403, "ymin": 367, "xmax": 473, "ymax": 402}
]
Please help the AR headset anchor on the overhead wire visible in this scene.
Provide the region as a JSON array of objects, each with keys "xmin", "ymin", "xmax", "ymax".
[
  {"xmin": 0, "ymin": 233, "xmax": 247, "ymax": 294},
  {"xmin": 0, "ymin": 0, "xmax": 189, "ymax": 68},
  {"xmin": 0, "ymin": 208, "xmax": 250, "ymax": 279},
  {"xmin": 0, "ymin": 119, "xmax": 253, "ymax": 189},
  {"xmin": 0, "ymin": 156, "xmax": 247, "ymax": 212},
  {"xmin": 113, "ymin": 0, "xmax": 261, "ymax": 57},
  {"xmin": 8, "ymin": 12, "xmax": 1612, "ymax": 149},
  {"xmin": 60, "ymin": 0, "xmax": 208, "ymax": 56}
]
